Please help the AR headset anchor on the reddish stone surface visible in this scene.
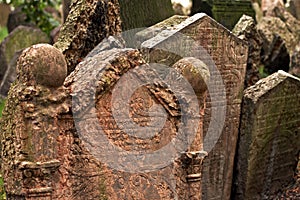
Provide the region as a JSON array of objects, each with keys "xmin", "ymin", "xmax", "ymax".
[
  {"xmin": 141, "ymin": 14, "xmax": 248, "ymax": 200},
  {"xmin": 1, "ymin": 41, "xmax": 209, "ymax": 199}
]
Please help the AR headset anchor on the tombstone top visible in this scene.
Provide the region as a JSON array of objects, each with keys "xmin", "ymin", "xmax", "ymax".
[
  {"xmin": 17, "ymin": 44, "xmax": 67, "ymax": 87},
  {"xmin": 142, "ymin": 13, "xmax": 247, "ymax": 50},
  {"xmin": 135, "ymin": 15, "xmax": 188, "ymax": 44},
  {"xmin": 244, "ymin": 70, "xmax": 300, "ymax": 102}
]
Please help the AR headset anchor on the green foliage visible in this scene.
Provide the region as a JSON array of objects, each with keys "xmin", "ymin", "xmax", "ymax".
[
  {"xmin": 259, "ymin": 65, "xmax": 269, "ymax": 78},
  {"xmin": 0, "ymin": 98, "xmax": 5, "ymax": 117},
  {"xmin": 0, "ymin": 26, "xmax": 8, "ymax": 42},
  {"xmin": 0, "ymin": 176, "xmax": 6, "ymax": 200},
  {"xmin": 1, "ymin": 0, "xmax": 61, "ymax": 35}
]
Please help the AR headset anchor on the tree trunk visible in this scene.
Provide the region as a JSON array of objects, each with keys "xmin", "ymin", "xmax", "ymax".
[{"xmin": 119, "ymin": 0, "xmax": 174, "ymax": 30}]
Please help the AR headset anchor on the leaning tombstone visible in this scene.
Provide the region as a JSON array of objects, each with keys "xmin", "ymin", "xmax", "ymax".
[
  {"xmin": 0, "ymin": 26, "xmax": 49, "ymax": 97},
  {"xmin": 54, "ymin": 0, "xmax": 122, "ymax": 74},
  {"xmin": 234, "ymin": 70, "xmax": 300, "ymax": 200},
  {"xmin": 0, "ymin": 50, "xmax": 23, "ymax": 98},
  {"xmin": 233, "ymin": 15, "xmax": 263, "ymax": 88},
  {"xmin": 141, "ymin": 13, "xmax": 248, "ymax": 200}
]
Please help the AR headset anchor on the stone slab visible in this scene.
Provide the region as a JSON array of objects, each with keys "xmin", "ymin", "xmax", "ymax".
[
  {"xmin": 234, "ymin": 70, "xmax": 300, "ymax": 200},
  {"xmin": 141, "ymin": 13, "xmax": 248, "ymax": 200},
  {"xmin": 54, "ymin": 0, "xmax": 122, "ymax": 74},
  {"xmin": 0, "ymin": 25, "xmax": 49, "ymax": 96},
  {"xmin": 233, "ymin": 15, "xmax": 263, "ymax": 88}
]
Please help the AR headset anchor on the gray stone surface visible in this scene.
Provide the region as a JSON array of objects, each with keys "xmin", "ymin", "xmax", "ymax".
[
  {"xmin": 0, "ymin": 26, "xmax": 49, "ymax": 96},
  {"xmin": 141, "ymin": 13, "xmax": 248, "ymax": 200},
  {"xmin": 257, "ymin": 2, "xmax": 300, "ymax": 75},
  {"xmin": 54, "ymin": 0, "xmax": 122, "ymax": 74},
  {"xmin": 0, "ymin": 49, "xmax": 22, "ymax": 97},
  {"xmin": 7, "ymin": 7, "xmax": 35, "ymax": 33},
  {"xmin": 234, "ymin": 70, "xmax": 300, "ymax": 200},
  {"xmin": 233, "ymin": 15, "xmax": 263, "ymax": 88}
]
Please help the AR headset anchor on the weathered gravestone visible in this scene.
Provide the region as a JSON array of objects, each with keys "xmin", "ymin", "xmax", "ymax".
[
  {"xmin": 139, "ymin": 13, "xmax": 248, "ymax": 200},
  {"xmin": 212, "ymin": 0, "xmax": 255, "ymax": 30},
  {"xmin": 233, "ymin": 15, "xmax": 263, "ymax": 88},
  {"xmin": 0, "ymin": 25, "xmax": 49, "ymax": 97},
  {"xmin": 234, "ymin": 70, "xmax": 300, "ymax": 200},
  {"xmin": 6, "ymin": 7, "xmax": 35, "ymax": 33},
  {"xmin": 1, "ymin": 44, "xmax": 68, "ymax": 199},
  {"xmin": 256, "ymin": 3, "xmax": 300, "ymax": 75},
  {"xmin": 1, "ymin": 38, "xmax": 211, "ymax": 199},
  {"xmin": 54, "ymin": 0, "xmax": 122, "ymax": 75}
]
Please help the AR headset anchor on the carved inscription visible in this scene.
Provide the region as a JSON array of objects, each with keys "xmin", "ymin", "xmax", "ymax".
[
  {"xmin": 234, "ymin": 71, "xmax": 300, "ymax": 200},
  {"xmin": 141, "ymin": 14, "xmax": 248, "ymax": 200}
]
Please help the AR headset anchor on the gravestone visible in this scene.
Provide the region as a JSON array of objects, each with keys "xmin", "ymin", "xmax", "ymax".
[
  {"xmin": 0, "ymin": 3, "xmax": 11, "ymax": 27},
  {"xmin": 0, "ymin": 44, "xmax": 68, "ymax": 199},
  {"xmin": 259, "ymin": 1, "xmax": 300, "ymax": 76},
  {"xmin": 233, "ymin": 15, "xmax": 263, "ymax": 88},
  {"xmin": 257, "ymin": 5, "xmax": 300, "ymax": 74},
  {"xmin": 135, "ymin": 15, "xmax": 188, "ymax": 45},
  {"xmin": 0, "ymin": 26, "xmax": 49, "ymax": 97},
  {"xmin": 0, "ymin": 50, "xmax": 23, "ymax": 97},
  {"xmin": 7, "ymin": 7, "xmax": 35, "ymax": 33},
  {"xmin": 2, "ymin": 37, "xmax": 210, "ymax": 199},
  {"xmin": 140, "ymin": 13, "xmax": 248, "ymax": 200},
  {"xmin": 234, "ymin": 70, "xmax": 300, "ymax": 200},
  {"xmin": 212, "ymin": 0, "xmax": 255, "ymax": 30},
  {"xmin": 54, "ymin": 0, "xmax": 122, "ymax": 74}
]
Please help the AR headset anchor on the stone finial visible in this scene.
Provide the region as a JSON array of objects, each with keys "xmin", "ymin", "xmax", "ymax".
[
  {"xmin": 173, "ymin": 57, "xmax": 210, "ymax": 96},
  {"xmin": 17, "ymin": 44, "xmax": 67, "ymax": 87}
]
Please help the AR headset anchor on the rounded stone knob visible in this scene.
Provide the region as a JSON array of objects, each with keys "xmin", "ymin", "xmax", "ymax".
[
  {"xmin": 172, "ymin": 57, "xmax": 210, "ymax": 95},
  {"xmin": 19, "ymin": 43, "xmax": 67, "ymax": 87}
]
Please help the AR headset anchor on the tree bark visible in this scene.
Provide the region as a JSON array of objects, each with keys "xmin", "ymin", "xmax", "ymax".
[{"xmin": 119, "ymin": 0, "xmax": 174, "ymax": 30}]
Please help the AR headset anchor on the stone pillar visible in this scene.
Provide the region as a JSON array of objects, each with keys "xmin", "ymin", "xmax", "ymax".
[{"xmin": 0, "ymin": 44, "xmax": 67, "ymax": 199}]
